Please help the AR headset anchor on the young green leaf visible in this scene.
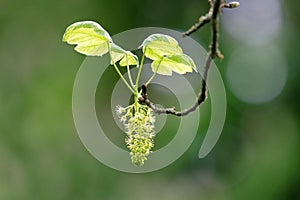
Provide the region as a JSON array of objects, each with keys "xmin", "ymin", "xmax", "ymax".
[
  {"xmin": 110, "ymin": 43, "xmax": 139, "ymax": 67},
  {"xmin": 151, "ymin": 54, "xmax": 197, "ymax": 76},
  {"xmin": 62, "ymin": 21, "xmax": 112, "ymax": 56},
  {"xmin": 140, "ymin": 34, "xmax": 183, "ymax": 60}
]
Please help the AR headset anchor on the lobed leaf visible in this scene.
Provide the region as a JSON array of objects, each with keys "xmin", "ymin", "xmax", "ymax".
[
  {"xmin": 110, "ymin": 43, "xmax": 139, "ymax": 67},
  {"xmin": 151, "ymin": 54, "xmax": 197, "ymax": 76},
  {"xmin": 140, "ymin": 33, "xmax": 197, "ymax": 76},
  {"xmin": 62, "ymin": 21, "xmax": 112, "ymax": 56},
  {"xmin": 140, "ymin": 34, "xmax": 183, "ymax": 61}
]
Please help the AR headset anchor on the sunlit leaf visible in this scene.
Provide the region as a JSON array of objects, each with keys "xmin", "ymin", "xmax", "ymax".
[
  {"xmin": 62, "ymin": 21, "xmax": 112, "ymax": 56},
  {"xmin": 140, "ymin": 34, "xmax": 183, "ymax": 60},
  {"xmin": 110, "ymin": 43, "xmax": 139, "ymax": 67},
  {"xmin": 151, "ymin": 54, "xmax": 197, "ymax": 76}
]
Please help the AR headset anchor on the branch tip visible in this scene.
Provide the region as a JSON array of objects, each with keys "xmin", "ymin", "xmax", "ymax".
[{"xmin": 224, "ymin": 1, "xmax": 240, "ymax": 9}]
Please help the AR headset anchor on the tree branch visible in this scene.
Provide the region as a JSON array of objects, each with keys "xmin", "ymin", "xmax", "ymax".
[{"xmin": 139, "ymin": 0, "xmax": 238, "ymax": 116}]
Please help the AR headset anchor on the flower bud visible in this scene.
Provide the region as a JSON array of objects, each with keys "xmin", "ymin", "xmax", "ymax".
[{"xmin": 224, "ymin": 1, "xmax": 240, "ymax": 8}]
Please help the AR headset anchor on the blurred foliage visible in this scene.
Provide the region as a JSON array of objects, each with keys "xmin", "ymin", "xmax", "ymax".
[{"xmin": 0, "ymin": 0, "xmax": 299, "ymax": 199}]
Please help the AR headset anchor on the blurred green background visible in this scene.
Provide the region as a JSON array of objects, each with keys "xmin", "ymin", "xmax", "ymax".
[{"xmin": 1, "ymin": 0, "xmax": 300, "ymax": 199}]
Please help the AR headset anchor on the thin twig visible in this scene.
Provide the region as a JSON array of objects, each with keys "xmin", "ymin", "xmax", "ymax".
[
  {"xmin": 183, "ymin": 0, "xmax": 214, "ymax": 37},
  {"xmin": 182, "ymin": 12, "xmax": 212, "ymax": 37}
]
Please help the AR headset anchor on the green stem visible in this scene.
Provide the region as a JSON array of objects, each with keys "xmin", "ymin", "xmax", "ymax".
[
  {"xmin": 135, "ymin": 53, "xmax": 145, "ymax": 91},
  {"xmin": 145, "ymin": 58, "xmax": 163, "ymax": 86},
  {"xmin": 126, "ymin": 55, "xmax": 135, "ymax": 87},
  {"xmin": 113, "ymin": 64, "xmax": 136, "ymax": 94},
  {"xmin": 108, "ymin": 48, "xmax": 136, "ymax": 95}
]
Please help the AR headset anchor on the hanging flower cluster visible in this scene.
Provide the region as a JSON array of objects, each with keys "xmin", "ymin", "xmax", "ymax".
[{"xmin": 116, "ymin": 103, "xmax": 156, "ymax": 166}]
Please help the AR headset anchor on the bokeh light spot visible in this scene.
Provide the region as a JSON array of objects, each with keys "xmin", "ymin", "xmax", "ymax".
[
  {"xmin": 226, "ymin": 45, "xmax": 287, "ymax": 104},
  {"xmin": 222, "ymin": 0, "xmax": 282, "ymax": 45}
]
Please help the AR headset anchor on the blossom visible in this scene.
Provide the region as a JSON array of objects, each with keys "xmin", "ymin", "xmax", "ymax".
[{"xmin": 116, "ymin": 103, "xmax": 156, "ymax": 166}]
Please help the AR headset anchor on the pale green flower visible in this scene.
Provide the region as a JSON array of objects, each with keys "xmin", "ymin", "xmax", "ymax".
[{"xmin": 116, "ymin": 103, "xmax": 156, "ymax": 166}]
